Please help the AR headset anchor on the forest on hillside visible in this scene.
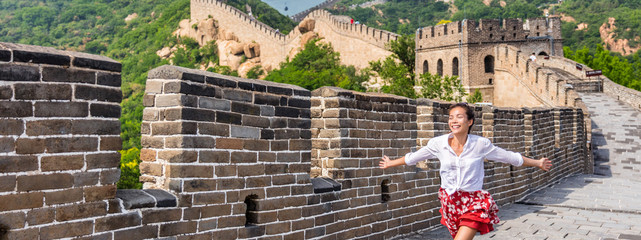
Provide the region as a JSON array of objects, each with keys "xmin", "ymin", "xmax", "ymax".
[{"xmin": 1, "ymin": 0, "xmax": 640, "ymax": 188}]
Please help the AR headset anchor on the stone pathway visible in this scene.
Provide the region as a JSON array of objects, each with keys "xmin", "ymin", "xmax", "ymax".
[{"xmin": 398, "ymin": 93, "xmax": 641, "ymax": 240}]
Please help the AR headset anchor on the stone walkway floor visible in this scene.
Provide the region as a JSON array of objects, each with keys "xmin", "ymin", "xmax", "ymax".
[{"xmin": 398, "ymin": 93, "xmax": 641, "ymax": 240}]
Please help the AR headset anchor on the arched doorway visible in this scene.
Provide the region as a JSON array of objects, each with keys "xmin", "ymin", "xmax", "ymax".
[
  {"xmin": 452, "ymin": 57, "xmax": 459, "ymax": 76},
  {"xmin": 484, "ymin": 55, "xmax": 494, "ymax": 73},
  {"xmin": 423, "ymin": 60, "xmax": 429, "ymax": 74}
]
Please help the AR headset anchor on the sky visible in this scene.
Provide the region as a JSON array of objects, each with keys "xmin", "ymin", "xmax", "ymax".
[{"xmin": 260, "ymin": 0, "xmax": 326, "ymax": 16}]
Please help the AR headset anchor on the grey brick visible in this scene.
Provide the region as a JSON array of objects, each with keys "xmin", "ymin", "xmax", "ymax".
[
  {"xmin": 75, "ymin": 85, "xmax": 122, "ymax": 102},
  {"xmin": 35, "ymin": 102, "xmax": 88, "ymax": 117},
  {"xmin": 199, "ymin": 97, "xmax": 230, "ymax": 111},
  {"xmin": 42, "ymin": 66, "xmax": 95, "ymax": 83},
  {"xmin": 0, "ymin": 64, "xmax": 40, "ymax": 82},
  {"xmin": 0, "ymin": 101, "xmax": 32, "ymax": 117},
  {"xmin": 14, "ymin": 83, "xmax": 72, "ymax": 100},
  {"xmin": 231, "ymin": 126, "xmax": 260, "ymax": 138}
]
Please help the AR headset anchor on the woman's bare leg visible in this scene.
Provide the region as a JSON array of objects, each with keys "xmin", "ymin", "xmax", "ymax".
[{"xmin": 453, "ymin": 226, "xmax": 477, "ymax": 240}]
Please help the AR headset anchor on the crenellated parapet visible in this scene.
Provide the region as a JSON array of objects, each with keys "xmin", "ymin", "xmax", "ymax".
[
  {"xmin": 307, "ymin": 10, "xmax": 400, "ymax": 49},
  {"xmin": 416, "ymin": 17, "xmax": 562, "ymax": 50}
]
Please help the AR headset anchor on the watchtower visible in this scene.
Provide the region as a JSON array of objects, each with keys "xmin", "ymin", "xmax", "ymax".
[{"xmin": 415, "ymin": 17, "xmax": 563, "ymax": 103}]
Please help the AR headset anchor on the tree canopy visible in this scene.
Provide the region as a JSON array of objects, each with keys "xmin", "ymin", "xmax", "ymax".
[{"xmin": 265, "ymin": 39, "xmax": 368, "ymax": 92}]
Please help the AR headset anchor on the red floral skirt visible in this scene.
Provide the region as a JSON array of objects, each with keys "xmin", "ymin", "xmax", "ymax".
[{"xmin": 438, "ymin": 188, "xmax": 499, "ymax": 238}]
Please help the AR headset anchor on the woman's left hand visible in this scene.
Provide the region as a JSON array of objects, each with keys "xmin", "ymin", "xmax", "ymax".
[{"xmin": 538, "ymin": 158, "xmax": 552, "ymax": 171}]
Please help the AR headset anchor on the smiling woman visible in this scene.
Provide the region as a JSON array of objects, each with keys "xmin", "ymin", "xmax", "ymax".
[{"xmin": 379, "ymin": 102, "xmax": 552, "ymax": 240}]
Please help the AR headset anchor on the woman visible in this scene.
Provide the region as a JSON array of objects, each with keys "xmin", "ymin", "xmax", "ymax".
[{"xmin": 379, "ymin": 103, "xmax": 552, "ymax": 240}]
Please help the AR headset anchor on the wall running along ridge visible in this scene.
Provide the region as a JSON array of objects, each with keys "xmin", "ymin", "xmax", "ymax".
[
  {"xmin": 544, "ymin": 56, "xmax": 641, "ymax": 112},
  {"xmin": 190, "ymin": 0, "xmax": 398, "ymax": 69},
  {"xmin": 0, "ymin": 43, "xmax": 590, "ymax": 239}
]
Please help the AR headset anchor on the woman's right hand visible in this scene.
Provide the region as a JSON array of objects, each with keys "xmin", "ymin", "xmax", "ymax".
[{"xmin": 379, "ymin": 155, "xmax": 392, "ymax": 169}]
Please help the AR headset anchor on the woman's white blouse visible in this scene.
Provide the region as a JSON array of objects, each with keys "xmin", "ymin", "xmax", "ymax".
[{"xmin": 404, "ymin": 134, "xmax": 523, "ymax": 195}]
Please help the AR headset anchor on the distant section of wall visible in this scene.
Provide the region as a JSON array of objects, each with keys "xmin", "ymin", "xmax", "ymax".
[
  {"xmin": 547, "ymin": 56, "xmax": 641, "ymax": 111},
  {"xmin": 190, "ymin": 0, "xmax": 397, "ymax": 70},
  {"xmin": 309, "ymin": 11, "xmax": 397, "ymax": 69}
]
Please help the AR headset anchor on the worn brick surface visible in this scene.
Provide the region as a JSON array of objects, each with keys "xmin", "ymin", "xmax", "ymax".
[
  {"xmin": 84, "ymin": 185, "xmax": 117, "ymax": 202},
  {"xmin": 45, "ymin": 188, "xmax": 83, "ymax": 205},
  {"xmin": 41, "ymin": 66, "xmax": 95, "ymax": 83},
  {"xmin": 86, "ymin": 152, "xmax": 120, "ymax": 169},
  {"xmin": 15, "ymin": 83, "xmax": 72, "ymax": 100},
  {"xmin": 90, "ymin": 103, "xmax": 121, "ymax": 117},
  {"xmin": 55, "ymin": 202, "xmax": 107, "ymax": 221},
  {"xmin": 0, "ymin": 119, "xmax": 24, "ymax": 135},
  {"xmin": 99, "ymin": 169, "xmax": 121, "ymax": 184},
  {"xmin": 95, "ymin": 212, "xmax": 142, "ymax": 232},
  {"xmin": 0, "ymin": 212, "xmax": 26, "ymax": 229},
  {"xmin": 0, "ymin": 64, "xmax": 40, "ymax": 81},
  {"xmin": 35, "ymin": 102, "xmax": 88, "ymax": 117},
  {"xmin": 41, "ymin": 154, "xmax": 84, "ymax": 171},
  {"xmin": 159, "ymin": 150, "xmax": 198, "ymax": 163},
  {"xmin": 26, "ymin": 208, "xmax": 56, "ymax": 226},
  {"xmin": 100, "ymin": 136, "xmax": 122, "ymax": 150},
  {"xmin": 17, "ymin": 173, "xmax": 74, "ymax": 191},
  {"xmin": 159, "ymin": 221, "xmax": 198, "ymax": 237},
  {"xmin": 142, "ymin": 209, "xmax": 182, "ymax": 224},
  {"xmin": 0, "ymin": 155, "xmax": 38, "ymax": 172},
  {"xmin": 113, "ymin": 225, "xmax": 159, "ymax": 240},
  {"xmin": 39, "ymin": 221, "xmax": 94, "ymax": 239},
  {"xmin": 166, "ymin": 165, "xmax": 213, "ymax": 178},
  {"xmin": 0, "ymin": 101, "xmax": 32, "ymax": 117},
  {"xmin": 45, "ymin": 137, "xmax": 99, "ymax": 153}
]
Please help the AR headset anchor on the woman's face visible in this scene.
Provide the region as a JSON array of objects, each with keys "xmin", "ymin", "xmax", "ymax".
[{"xmin": 448, "ymin": 106, "xmax": 473, "ymax": 134}]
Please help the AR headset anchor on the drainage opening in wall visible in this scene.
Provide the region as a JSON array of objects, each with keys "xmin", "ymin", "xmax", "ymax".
[
  {"xmin": 244, "ymin": 194, "xmax": 260, "ymax": 226},
  {"xmin": 381, "ymin": 179, "xmax": 391, "ymax": 202},
  {"xmin": 0, "ymin": 223, "xmax": 8, "ymax": 238}
]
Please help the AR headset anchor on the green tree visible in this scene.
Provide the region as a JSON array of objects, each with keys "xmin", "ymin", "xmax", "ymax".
[
  {"xmin": 246, "ymin": 65, "xmax": 264, "ymax": 79},
  {"xmin": 117, "ymin": 147, "xmax": 143, "ymax": 189},
  {"xmin": 417, "ymin": 72, "xmax": 466, "ymax": 102},
  {"xmin": 564, "ymin": 44, "xmax": 641, "ymax": 91},
  {"xmin": 370, "ymin": 56, "xmax": 416, "ymax": 98},
  {"xmin": 265, "ymin": 39, "xmax": 367, "ymax": 91},
  {"xmin": 387, "ymin": 34, "xmax": 416, "ymax": 78},
  {"xmin": 467, "ymin": 88, "xmax": 483, "ymax": 103}
]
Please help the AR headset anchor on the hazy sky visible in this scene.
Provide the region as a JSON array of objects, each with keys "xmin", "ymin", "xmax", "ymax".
[{"xmin": 260, "ymin": 0, "xmax": 326, "ymax": 16}]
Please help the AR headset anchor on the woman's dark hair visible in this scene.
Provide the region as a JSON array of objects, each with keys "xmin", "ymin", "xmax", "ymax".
[{"xmin": 448, "ymin": 103, "xmax": 475, "ymax": 134}]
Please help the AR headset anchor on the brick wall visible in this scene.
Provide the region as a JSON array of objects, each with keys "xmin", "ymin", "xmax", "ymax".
[
  {"xmin": 1, "ymin": 43, "xmax": 591, "ymax": 239},
  {"xmin": 0, "ymin": 42, "xmax": 123, "ymax": 239},
  {"xmin": 137, "ymin": 67, "xmax": 589, "ymax": 239}
]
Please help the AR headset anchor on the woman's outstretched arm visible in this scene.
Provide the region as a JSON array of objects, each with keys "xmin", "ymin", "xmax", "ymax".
[
  {"xmin": 521, "ymin": 156, "xmax": 552, "ymax": 171},
  {"xmin": 379, "ymin": 155, "xmax": 407, "ymax": 169}
]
